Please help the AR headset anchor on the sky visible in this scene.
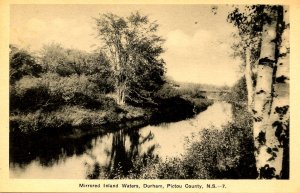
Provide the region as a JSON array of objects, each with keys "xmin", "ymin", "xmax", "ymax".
[{"xmin": 10, "ymin": 4, "xmax": 242, "ymax": 86}]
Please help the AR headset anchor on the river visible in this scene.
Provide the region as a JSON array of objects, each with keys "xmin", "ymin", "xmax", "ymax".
[{"xmin": 9, "ymin": 101, "xmax": 232, "ymax": 179}]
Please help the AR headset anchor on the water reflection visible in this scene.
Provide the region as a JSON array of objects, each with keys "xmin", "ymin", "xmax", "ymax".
[
  {"xmin": 84, "ymin": 129, "xmax": 156, "ymax": 179},
  {"xmin": 10, "ymin": 101, "xmax": 232, "ymax": 179}
]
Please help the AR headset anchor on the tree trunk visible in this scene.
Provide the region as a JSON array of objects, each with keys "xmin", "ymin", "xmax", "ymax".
[
  {"xmin": 245, "ymin": 47, "xmax": 254, "ymax": 112},
  {"xmin": 269, "ymin": 6, "xmax": 289, "ymax": 179},
  {"xmin": 116, "ymin": 82, "xmax": 126, "ymax": 106},
  {"xmin": 252, "ymin": 7, "xmax": 279, "ymax": 179}
]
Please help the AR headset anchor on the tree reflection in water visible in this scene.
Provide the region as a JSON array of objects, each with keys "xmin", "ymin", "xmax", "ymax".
[
  {"xmin": 85, "ymin": 129, "xmax": 155, "ymax": 179},
  {"xmin": 9, "ymin": 130, "xmax": 99, "ymax": 168}
]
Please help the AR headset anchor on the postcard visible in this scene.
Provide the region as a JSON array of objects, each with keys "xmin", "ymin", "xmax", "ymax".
[{"xmin": 1, "ymin": 0, "xmax": 300, "ymax": 192}]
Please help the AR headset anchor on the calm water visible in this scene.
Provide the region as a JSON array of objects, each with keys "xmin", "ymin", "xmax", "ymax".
[{"xmin": 10, "ymin": 101, "xmax": 232, "ymax": 179}]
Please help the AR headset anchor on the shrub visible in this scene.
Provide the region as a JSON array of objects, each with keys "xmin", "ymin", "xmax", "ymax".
[
  {"xmin": 11, "ymin": 76, "xmax": 51, "ymax": 112},
  {"xmin": 183, "ymin": 126, "xmax": 242, "ymax": 178},
  {"xmin": 180, "ymin": 106, "xmax": 255, "ymax": 179},
  {"xmin": 154, "ymin": 83, "xmax": 179, "ymax": 99},
  {"xmin": 121, "ymin": 155, "xmax": 187, "ymax": 179},
  {"xmin": 39, "ymin": 43, "xmax": 115, "ymax": 92},
  {"xmin": 11, "ymin": 73, "xmax": 114, "ymax": 112},
  {"xmin": 41, "ymin": 73, "xmax": 97, "ymax": 100},
  {"xmin": 223, "ymin": 76, "xmax": 247, "ymax": 105},
  {"xmin": 10, "ymin": 46, "xmax": 42, "ymax": 83}
]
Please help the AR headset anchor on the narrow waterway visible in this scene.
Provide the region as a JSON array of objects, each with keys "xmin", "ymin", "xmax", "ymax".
[{"xmin": 10, "ymin": 101, "xmax": 232, "ymax": 179}]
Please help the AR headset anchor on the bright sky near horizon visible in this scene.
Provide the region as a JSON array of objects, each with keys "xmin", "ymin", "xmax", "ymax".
[{"xmin": 10, "ymin": 4, "xmax": 242, "ymax": 86}]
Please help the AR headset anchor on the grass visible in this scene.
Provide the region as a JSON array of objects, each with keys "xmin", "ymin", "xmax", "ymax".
[{"xmin": 10, "ymin": 104, "xmax": 151, "ymax": 134}]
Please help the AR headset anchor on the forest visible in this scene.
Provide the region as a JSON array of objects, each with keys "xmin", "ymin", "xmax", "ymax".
[{"xmin": 9, "ymin": 5, "xmax": 289, "ymax": 180}]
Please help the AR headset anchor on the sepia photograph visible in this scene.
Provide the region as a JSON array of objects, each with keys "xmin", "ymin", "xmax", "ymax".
[
  {"xmin": 8, "ymin": 3, "xmax": 290, "ymax": 179},
  {"xmin": 1, "ymin": 1, "xmax": 300, "ymax": 192}
]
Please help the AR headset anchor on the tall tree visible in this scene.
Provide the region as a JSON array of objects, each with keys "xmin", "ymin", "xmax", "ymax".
[
  {"xmin": 270, "ymin": 6, "xmax": 289, "ymax": 179},
  {"xmin": 94, "ymin": 12, "xmax": 165, "ymax": 105},
  {"xmin": 227, "ymin": 6, "xmax": 264, "ymax": 111},
  {"xmin": 228, "ymin": 5, "xmax": 289, "ymax": 179}
]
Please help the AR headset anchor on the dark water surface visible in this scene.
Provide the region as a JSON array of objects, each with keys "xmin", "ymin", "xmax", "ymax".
[{"xmin": 10, "ymin": 101, "xmax": 232, "ymax": 178}]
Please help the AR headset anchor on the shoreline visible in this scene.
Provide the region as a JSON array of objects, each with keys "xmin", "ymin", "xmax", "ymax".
[
  {"xmin": 9, "ymin": 98, "xmax": 213, "ymax": 166},
  {"xmin": 9, "ymin": 96, "xmax": 214, "ymax": 138}
]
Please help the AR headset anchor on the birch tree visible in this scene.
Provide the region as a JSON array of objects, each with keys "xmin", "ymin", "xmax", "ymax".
[
  {"xmin": 228, "ymin": 5, "xmax": 289, "ymax": 179},
  {"xmin": 227, "ymin": 6, "xmax": 264, "ymax": 111}
]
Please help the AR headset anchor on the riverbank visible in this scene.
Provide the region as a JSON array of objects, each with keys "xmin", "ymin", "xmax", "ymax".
[
  {"xmin": 10, "ymin": 95, "xmax": 213, "ymax": 137},
  {"xmin": 9, "ymin": 101, "xmax": 224, "ymax": 179},
  {"xmin": 9, "ymin": 96, "xmax": 213, "ymax": 169}
]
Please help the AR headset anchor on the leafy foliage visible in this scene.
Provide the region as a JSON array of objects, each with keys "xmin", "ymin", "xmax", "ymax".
[
  {"xmin": 223, "ymin": 76, "xmax": 248, "ymax": 105},
  {"xmin": 39, "ymin": 43, "xmax": 115, "ymax": 93},
  {"xmin": 95, "ymin": 12, "xmax": 165, "ymax": 104},
  {"xmin": 9, "ymin": 45, "xmax": 42, "ymax": 83},
  {"xmin": 227, "ymin": 5, "xmax": 266, "ymax": 64}
]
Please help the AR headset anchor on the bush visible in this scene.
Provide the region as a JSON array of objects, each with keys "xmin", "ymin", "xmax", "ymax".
[
  {"xmin": 183, "ymin": 126, "xmax": 242, "ymax": 178},
  {"xmin": 223, "ymin": 76, "xmax": 247, "ymax": 105},
  {"xmin": 126, "ymin": 156, "xmax": 187, "ymax": 179},
  {"xmin": 11, "ymin": 73, "xmax": 114, "ymax": 112},
  {"xmin": 11, "ymin": 76, "xmax": 51, "ymax": 112},
  {"xmin": 41, "ymin": 73, "xmax": 96, "ymax": 99},
  {"xmin": 39, "ymin": 44, "xmax": 115, "ymax": 92},
  {"xmin": 10, "ymin": 46, "xmax": 42, "ymax": 83},
  {"xmin": 154, "ymin": 83, "xmax": 179, "ymax": 99}
]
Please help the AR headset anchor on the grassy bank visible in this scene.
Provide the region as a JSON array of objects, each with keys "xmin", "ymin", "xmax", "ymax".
[
  {"xmin": 10, "ymin": 97, "xmax": 212, "ymax": 135},
  {"xmin": 10, "ymin": 73, "xmax": 213, "ymax": 136}
]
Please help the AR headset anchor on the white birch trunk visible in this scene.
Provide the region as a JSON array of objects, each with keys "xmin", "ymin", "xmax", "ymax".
[
  {"xmin": 268, "ymin": 6, "xmax": 289, "ymax": 179},
  {"xmin": 252, "ymin": 7, "xmax": 278, "ymax": 179}
]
